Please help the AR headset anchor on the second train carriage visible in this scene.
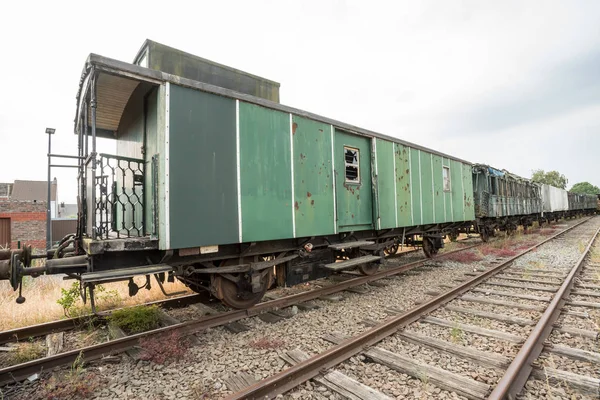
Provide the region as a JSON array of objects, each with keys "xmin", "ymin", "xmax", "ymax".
[
  {"xmin": 471, "ymin": 164, "xmax": 542, "ymax": 241},
  {"xmin": 0, "ymin": 41, "xmax": 475, "ymax": 309}
]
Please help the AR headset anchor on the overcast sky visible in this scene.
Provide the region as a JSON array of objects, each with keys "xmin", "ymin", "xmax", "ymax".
[{"xmin": 1, "ymin": 0, "xmax": 598, "ymax": 203}]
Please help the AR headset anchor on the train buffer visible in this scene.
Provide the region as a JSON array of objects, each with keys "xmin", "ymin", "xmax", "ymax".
[{"xmin": 321, "ymin": 255, "xmax": 382, "ymax": 271}]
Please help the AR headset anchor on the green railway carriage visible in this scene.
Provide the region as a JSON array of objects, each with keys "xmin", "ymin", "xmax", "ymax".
[{"xmin": 0, "ymin": 41, "xmax": 475, "ymax": 309}]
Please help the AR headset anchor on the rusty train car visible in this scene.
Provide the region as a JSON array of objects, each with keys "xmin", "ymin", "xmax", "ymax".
[{"xmin": 0, "ymin": 41, "xmax": 595, "ymax": 309}]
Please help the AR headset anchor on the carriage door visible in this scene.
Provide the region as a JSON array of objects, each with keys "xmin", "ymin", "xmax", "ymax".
[{"xmin": 334, "ymin": 129, "xmax": 373, "ymax": 232}]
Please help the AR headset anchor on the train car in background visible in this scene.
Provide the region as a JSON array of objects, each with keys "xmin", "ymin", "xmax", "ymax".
[
  {"xmin": 471, "ymin": 164, "xmax": 542, "ymax": 241},
  {"xmin": 539, "ymin": 184, "xmax": 569, "ymax": 222},
  {"xmin": 567, "ymin": 192, "xmax": 598, "ymax": 218}
]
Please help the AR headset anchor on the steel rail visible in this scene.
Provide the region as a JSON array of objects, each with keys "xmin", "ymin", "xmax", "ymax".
[
  {"xmin": 488, "ymin": 224, "xmax": 600, "ymax": 399},
  {"xmin": 0, "ymin": 241, "xmax": 482, "ymax": 386},
  {"xmin": 223, "ymin": 217, "xmax": 594, "ymax": 399},
  {"xmin": 0, "ymin": 293, "xmax": 204, "ymax": 345}
]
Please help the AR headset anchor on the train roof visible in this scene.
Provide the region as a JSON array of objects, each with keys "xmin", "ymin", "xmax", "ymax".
[
  {"xmin": 472, "ymin": 163, "xmax": 534, "ymax": 183},
  {"xmin": 74, "ymin": 53, "xmax": 472, "ymax": 165}
]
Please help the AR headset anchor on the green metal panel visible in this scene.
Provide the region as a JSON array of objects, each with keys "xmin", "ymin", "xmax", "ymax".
[
  {"xmin": 335, "ymin": 130, "xmax": 373, "ymax": 231},
  {"xmin": 292, "ymin": 116, "xmax": 335, "ymax": 237},
  {"xmin": 442, "ymin": 158, "xmax": 452, "ymax": 223},
  {"xmin": 395, "ymin": 144, "xmax": 412, "ymax": 227},
  {"xmin": 409, "ymin": 148, "xmax": 422, "ymax": 225},
  {"xmin": 375, "ymin": 139, "xmax": 396, "ymax": 229},
  {"xmin": 168, "ymin": 85, "xmax": 238, "ymax": 248},
  {"xmin": 239, "ymin": 103, "xmax": 293, "ymax": 241},
  {"xmin": 420, "ymin": 151, "xmax": 434, "ymax": 224},
  {"xmin": 463, "ymin": 163, "xmax": 475, "ymax": 220},
  {"xmin": 451, "ymin": 160, "xmax": 465, "ymax": 221},
  {"xmin": 432, "ymin": 155, "xmax": 445, "ymax": 223}
]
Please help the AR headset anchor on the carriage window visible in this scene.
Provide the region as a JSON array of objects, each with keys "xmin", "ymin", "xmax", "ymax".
[
  {"xmin": 344, "ymin": 147, "xmax": 360, "ymax": 183},
  {"xmin": 443, "ymin": 166, "xmax": 451, "ymax": 191},
  {"xmin": 490, "ymin": 177, "xmax": 497, "ymax": 195}
]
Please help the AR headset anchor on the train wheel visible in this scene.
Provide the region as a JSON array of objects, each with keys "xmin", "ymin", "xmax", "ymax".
[
  {"xmin": 384, "ymin": 244, "xmax": 399, "ymax": 255},
  {"xmin": 448, "ymin": 231, "xmax": 459, "ymax": 242},
  {"xmin": 358, "ymin": 262, "xmax": 379, "ymax": 275},
  {"xmin": 422, "ymin": 237, "xmax": 438, "ymax": 258},
  {"xmin": 214, "ymin": 269, "xmax": 272, "ymax": 309},
  {"xmin": 480, "ymin": 227, "xmax": 489, "ymax": 243}
]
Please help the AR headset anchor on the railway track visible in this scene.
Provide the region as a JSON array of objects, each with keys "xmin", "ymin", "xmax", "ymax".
[
  {"xmin": 223, "ymin": 216, "xmax": 600, "ymax": 399},
  {"xmin": 0, "ymin": 238, "xmax": 483, "ymax": 386}
]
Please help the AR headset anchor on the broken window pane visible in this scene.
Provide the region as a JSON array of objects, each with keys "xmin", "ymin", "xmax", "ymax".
[{"xmin": 344, "ymin": 147, "xmax": 360, "ymax": 183}]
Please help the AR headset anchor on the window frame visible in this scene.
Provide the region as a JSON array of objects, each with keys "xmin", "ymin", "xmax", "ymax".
[
  {"xmin": 442, "ymin": 166, "xmax": 451, "ymax": 192},
  {"xmin": 343, "ymin": 146, "xmax": 360, "ymax": 184}
]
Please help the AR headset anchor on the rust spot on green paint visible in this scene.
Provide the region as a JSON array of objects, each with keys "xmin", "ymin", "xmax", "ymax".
[
  {"xmin": 351, "ymin": 214, "xmax": 354, "ymax": 218},
  {"xmin": 300, "ymin": 153, "xmax": 306, "ymax": 160},
  {"xmin": 294, "ymin": 201, "xmax": 299, "ymax": 210},
  {"xmin": 307, "ymin": 192, "xmax": 312, "ymax": 197},
  {"xmin": 406, "ymin": 169, "xmax": 410, "ymax": 174},
  {"xmin": 357, "ymin": 195, "xmax": 360, "ymax": 200},
  {"xmin": 292, "ymin": 122, "xmax": 298, "ymax": 134},
  {"xmin": 311, "ymin": 200, "xmax": 315, "ymax": 205}
]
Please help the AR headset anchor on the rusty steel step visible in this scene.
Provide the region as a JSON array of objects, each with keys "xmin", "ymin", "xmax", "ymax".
[{"xmin": 321, "ymin": 255, "xmax": 382, "ymax": 271}]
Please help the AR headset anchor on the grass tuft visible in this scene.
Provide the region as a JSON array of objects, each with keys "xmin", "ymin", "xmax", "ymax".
[
  {"xmin": 0, "ymin": 276, "xmax": 191, "ymax": 331},
  {"xmin": 107, "ymin": 305, "xmax": 161, "ymax": 334}
]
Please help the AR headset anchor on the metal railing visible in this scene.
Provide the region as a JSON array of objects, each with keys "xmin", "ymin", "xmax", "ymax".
[{"xmin": 92, "ymin": 154, "xmax": 144, "ymax": 239}]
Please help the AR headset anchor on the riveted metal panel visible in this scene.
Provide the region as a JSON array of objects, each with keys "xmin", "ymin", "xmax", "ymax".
[
  {"xmin": 375, "ymin": 139, "xmax": 396, "ymax": 229},
  {"xmin": 292, "ymin": 116, "xmax": 335, "ymax": 237},
  {"xmin": 239, "ymin": 103, "xmax": 293, "ymax": 241},
  {"xmin": 409, "ymin": 148, "xmax": 422, "ymax": 225},
  {"xmin": 420, "ymin": 152, "xmax": 434, "ymax": 224},
  {"xmin": 395, "ymin": 144, "xmax": 412, "ymax": 227},
  {"xmin": 432, "ymin": 155, "xmax": 445, "ymax": 223},
  {"xmin": 335, "ymin": 130, "xmax": 373, "ymax": 232},
  {"xmin": 168, "ymin": 85, "xmax": 238, "ymax": 248},
  {"xmin": 462, "ymin": 163, "xmax": 475, "ymax": 220}
]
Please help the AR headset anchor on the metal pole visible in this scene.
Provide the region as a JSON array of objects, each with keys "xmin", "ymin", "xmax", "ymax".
[{"xmin": 47, "ymin": 133, "xmax": 52, "ymax": 250}]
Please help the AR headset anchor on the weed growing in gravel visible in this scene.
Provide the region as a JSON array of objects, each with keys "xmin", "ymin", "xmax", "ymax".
[
  {"xmin": 10, "ymin": 342, "xmax": 45, "ymax": 364},
  {"xmin": 578, "ymin": 241, "xmax": 587, "ymax": 254},
  {"xmin": 450, "ymin": 323, "xmax": 463, "ymax": 344},
  {"xmin": 248, "ymin": 336, "xmax": 286, "ymax": 350},
  {"xmin": 57, "ymin": 282, "xmax": 121, "ymax": 318},
  {"xmin": 528, "ymin": 260, "xmax": 545, "ymax": 270},
  {"xmin": 38, "ymin": 352, "xmax": 104, "ymax": 400},
  {"xmin": 139, "ymin": 330, "xmax": 188, "ymax": 364},
  {"xmin": 108, "ymin": 304, "xmax": 161, "ymax": 334}
]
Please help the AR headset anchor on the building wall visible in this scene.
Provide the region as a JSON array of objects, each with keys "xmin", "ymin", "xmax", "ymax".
[{"xmin": 0, "ymin": 199, "xmax": 46, "ymax": 250}]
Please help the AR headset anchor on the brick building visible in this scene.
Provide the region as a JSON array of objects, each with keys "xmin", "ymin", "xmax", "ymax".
[{"xmin": 0, "ymin": 180, "xmax": 57, "ymax": 251}]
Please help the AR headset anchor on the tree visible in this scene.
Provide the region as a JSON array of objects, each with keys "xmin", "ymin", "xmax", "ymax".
[
  {"xmin": 531, "ymin": 169, "xmax": 568, "ymax": 189},
  {"xmin": 570, "ymin": 182, "xmax": 600, "ymax": 195}
]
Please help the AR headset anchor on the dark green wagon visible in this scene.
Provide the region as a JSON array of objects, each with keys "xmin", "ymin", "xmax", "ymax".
[{"xmin": 0, "ymin": 41, "xmax": 476, "ymax": 309}]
